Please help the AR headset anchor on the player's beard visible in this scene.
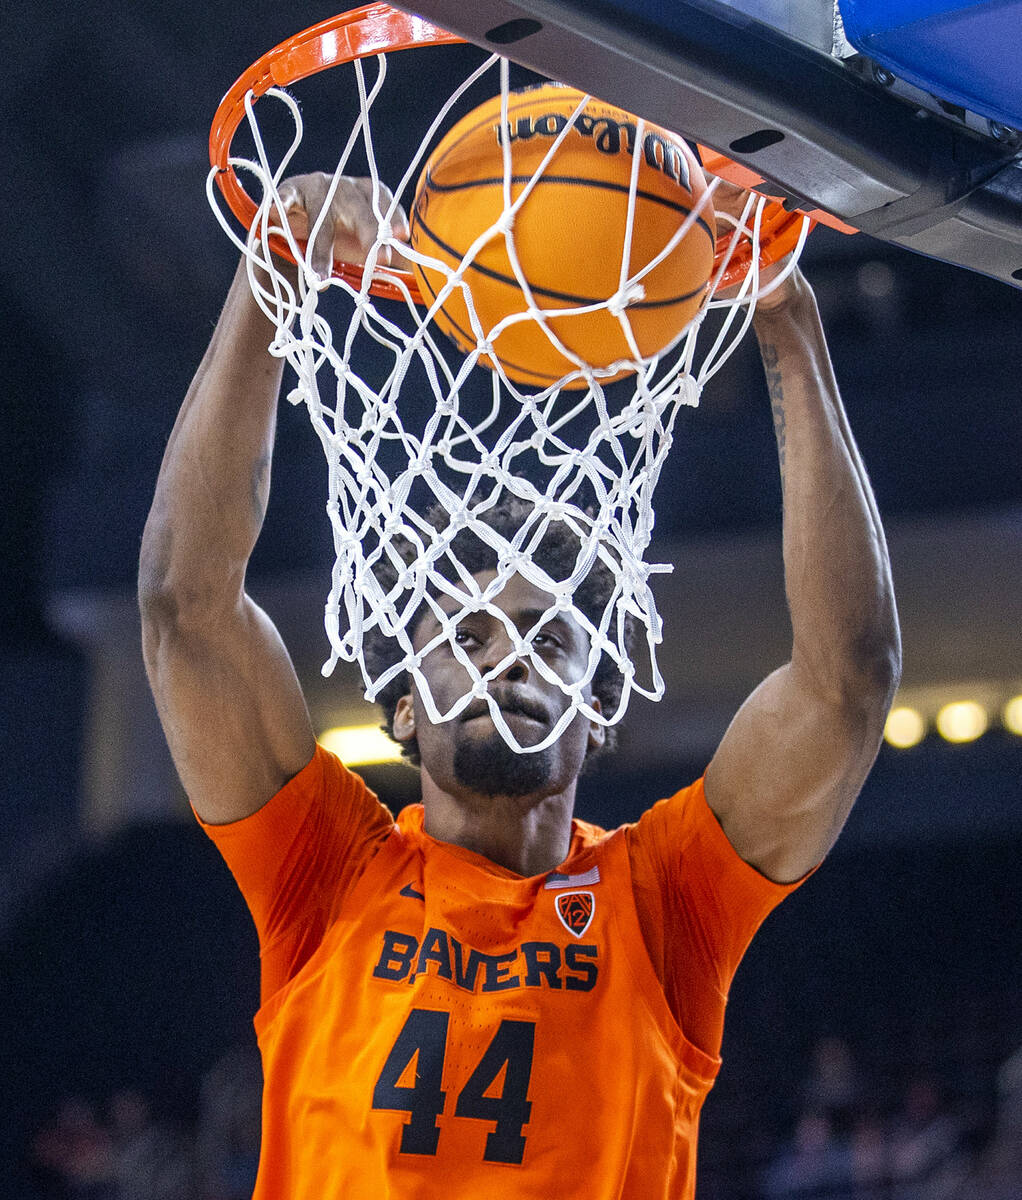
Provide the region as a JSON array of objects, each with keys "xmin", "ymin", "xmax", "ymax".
[{"xmin": 452, "ymin": 728, "xmax": 555, "ymax": 798}]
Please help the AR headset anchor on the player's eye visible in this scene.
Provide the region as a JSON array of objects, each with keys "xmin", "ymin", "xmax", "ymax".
[{"xmin": 531, "ymin": 631, "xmax": 561, "ymax": 650}]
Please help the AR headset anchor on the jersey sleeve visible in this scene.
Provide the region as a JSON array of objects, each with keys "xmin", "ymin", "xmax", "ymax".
[
  {"xmin": 627, "ymin": 776, "xmax": 809, "ymax": 1060},
  {"xmin": 195, "ymin": 744, "xmax": 394, "ymax": 1003}
]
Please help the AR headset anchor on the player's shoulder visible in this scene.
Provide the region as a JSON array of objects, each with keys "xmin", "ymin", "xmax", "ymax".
[
  {"xmin": 627, "ymin": 776, "xmax": 708, "ymax": 845},
  {"xmin": 618, "ymin": 776, "xmax": 717, "ymax": 889},
  {"xmin": 563, "ymin": 782, "xmax": 709, "ymax": 885},
  {"xmin": 287, "ymin": 745, "xmax": 397, "ymax": 858},
  {"xmin": 315, "ymin": 744, "xmax": 393, "ymax": 810}
]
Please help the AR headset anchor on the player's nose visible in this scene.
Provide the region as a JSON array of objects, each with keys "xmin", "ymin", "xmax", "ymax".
[{"xmin": 481, "ymin": 626, "xmax": 529, "ymax": 682}]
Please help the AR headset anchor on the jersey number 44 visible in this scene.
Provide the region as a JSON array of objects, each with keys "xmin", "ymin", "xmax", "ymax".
[{"xmin": 372, "ymin": 1007, "xmax": 535, "ymax": 1164}]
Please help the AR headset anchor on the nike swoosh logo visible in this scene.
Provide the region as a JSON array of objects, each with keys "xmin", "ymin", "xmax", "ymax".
[{"xmin": 400, "ymin": 882, "xmax": 425, "ymax": 902}]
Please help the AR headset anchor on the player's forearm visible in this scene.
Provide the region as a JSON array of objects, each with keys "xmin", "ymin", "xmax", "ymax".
[
  {"xmin": 753, "ymin": 276, "xmax": 901, "ymax": 706},
  {"xmin": 139, "ymin": 259, "xmax": 287, "ymax": 615}
]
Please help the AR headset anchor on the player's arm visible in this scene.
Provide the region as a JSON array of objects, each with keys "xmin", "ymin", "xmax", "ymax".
[
  {"xmin": 703, "ymin": 263, "xmax": 901, "ymax": 883},
  {"xmin": 139, "ymin": 174, "xmax": 406, "ymax": 824}
]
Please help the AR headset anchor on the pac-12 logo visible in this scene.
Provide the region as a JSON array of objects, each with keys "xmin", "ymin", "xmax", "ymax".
[{"xmin": 556, "ymin": 891, "xmax": 595, "ymax": 938}]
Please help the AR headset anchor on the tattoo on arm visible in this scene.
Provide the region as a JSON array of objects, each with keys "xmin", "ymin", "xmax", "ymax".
[{"xmin": 760, "ymin": 341, "xmax": 786, "ymax": 477}]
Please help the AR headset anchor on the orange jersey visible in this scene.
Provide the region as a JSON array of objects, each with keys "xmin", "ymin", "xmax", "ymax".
[{"xmin": 198, "ymin": 746, "xmax": 802, "ymax": 1198}]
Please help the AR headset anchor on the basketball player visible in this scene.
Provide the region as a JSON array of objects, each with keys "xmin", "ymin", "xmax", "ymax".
[{"xmin": 139, "ymin": 174, "xmax": 900, "ymax": 1197}]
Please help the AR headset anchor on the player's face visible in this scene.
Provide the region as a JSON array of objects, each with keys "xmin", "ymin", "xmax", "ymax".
[{"xmin": 395, "ymin": 570, "xmax": 604, "ymax": 802}]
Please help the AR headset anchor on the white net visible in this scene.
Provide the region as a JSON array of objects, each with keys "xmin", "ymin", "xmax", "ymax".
[{"xmin": 208, "ymin": 48, "xmax": 809, "ymax": 753}]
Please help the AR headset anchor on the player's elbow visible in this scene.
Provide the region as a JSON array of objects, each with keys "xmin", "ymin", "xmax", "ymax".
[
  {"xmin": 793, "ymin": 623, "xmax": 901, "ymax": 745},
  {"xmin": 829, "ymin": 636, "xmax": 902, "ymax": 775},
  {"xmin": 138, "ymin": 527, "xmax": 173, "ymax": 621},
  {"xmin": 850, "ymin": 620, "xmax": 902, "ymax": 715},
  {"xmin": 138, "ymin": 532, "xmax": 191, "ymax": 633},
  {"xmin": 138, "ymin": 541, "xmax": 241, "ymax": 642}
]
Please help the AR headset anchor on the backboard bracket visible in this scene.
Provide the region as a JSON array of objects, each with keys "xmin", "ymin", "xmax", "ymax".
[{"xmin": 392, "ymin": 0, "xmax": 1022, "ymax": 287}]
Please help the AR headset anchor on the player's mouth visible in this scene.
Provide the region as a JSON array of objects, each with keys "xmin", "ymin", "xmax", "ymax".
[{"xmin": 460, "ymin": 696, "xmax": 550, "ymax": 726}]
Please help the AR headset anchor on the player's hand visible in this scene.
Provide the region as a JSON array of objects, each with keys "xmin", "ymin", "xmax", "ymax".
[
  {"xmin": 710, "ymin": 180, "xmax": 807, "ymax": 311},
  {"xmin": 274, "ymin": 173, "xmax": 411, "ymax": 279}
]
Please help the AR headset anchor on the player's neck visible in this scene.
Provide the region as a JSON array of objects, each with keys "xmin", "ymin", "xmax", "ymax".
[{"xmin": 419, "ymin": 774, "xmax": 576, "ymax": 877}]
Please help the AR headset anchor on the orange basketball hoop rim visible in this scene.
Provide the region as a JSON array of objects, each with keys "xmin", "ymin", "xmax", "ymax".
[{"xmin": 208, "ymin": 2, "xmax": 856, "ymax": 301}]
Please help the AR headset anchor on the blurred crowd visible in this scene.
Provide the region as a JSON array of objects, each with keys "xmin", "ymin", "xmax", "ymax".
[
  {"xmin": 23, "ymin": 1035, "xmax": 1022, "ymax": 1199},
  {"xmin": 759, "ymin": 1037, "xmax": 1022, "ymax": 1200},
  {"xmin": 26, "ymin": 1047, "xmax": 261, "ymax": 1200}
]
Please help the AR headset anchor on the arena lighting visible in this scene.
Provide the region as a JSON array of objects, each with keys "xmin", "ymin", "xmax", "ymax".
[
  {"xmin": 935, "ymin": 701, "xmax": 989, "ymax": 745},
  {"xmin": 884, "ymin": 706, "xmax": 926, "ymax": 749},
  {"xmin": 1003, "ymin": 695, "xmax": 1022, "ymax": 737},
  {"xmin": 320, "ymin": 724, "xmax": 403, "ymax": 765}
]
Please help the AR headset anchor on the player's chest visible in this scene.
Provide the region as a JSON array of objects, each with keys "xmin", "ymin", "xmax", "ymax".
[
  {"xmin": 298, "ymin": 837, "xmax": 625, "ymax": 1018},
  {"xmin": 266, "ymin": 841, "xmax": 647, "ymax": 1165},
  {"xmin": 370, "ymin": 848, "xmax": 606, "ymax": 997}
]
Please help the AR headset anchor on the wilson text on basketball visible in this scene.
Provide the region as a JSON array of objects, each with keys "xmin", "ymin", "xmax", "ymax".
[{"xmin": 496, "ymin": 111, "xmax": 692, "ymax": 192}]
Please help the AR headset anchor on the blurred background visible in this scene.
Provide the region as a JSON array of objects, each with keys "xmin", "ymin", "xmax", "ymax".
[{"xmin": 1, "ymin": 2, "xmax": 1020, "ymax": 1198}]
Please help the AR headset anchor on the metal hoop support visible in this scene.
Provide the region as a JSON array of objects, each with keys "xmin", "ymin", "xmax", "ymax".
[{"xmin": 208, "ymin": 3, "xmax": 855, "ymax": 302}]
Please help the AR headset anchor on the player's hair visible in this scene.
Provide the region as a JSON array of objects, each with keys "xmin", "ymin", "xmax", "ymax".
[{"xmin": 363, "ymin": 493, "xmax": 634, "ymax": 767}]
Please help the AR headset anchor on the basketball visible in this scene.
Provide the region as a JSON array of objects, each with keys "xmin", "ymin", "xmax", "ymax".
[{"xmin": 409, "ymin": 84, "xmax": 716, "ymax": 389}]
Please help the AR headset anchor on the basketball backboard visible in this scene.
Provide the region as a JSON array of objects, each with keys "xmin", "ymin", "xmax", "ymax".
[{"xmin": 391, "ymin": 0, "xmax": 1022, "ymax": 289}]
